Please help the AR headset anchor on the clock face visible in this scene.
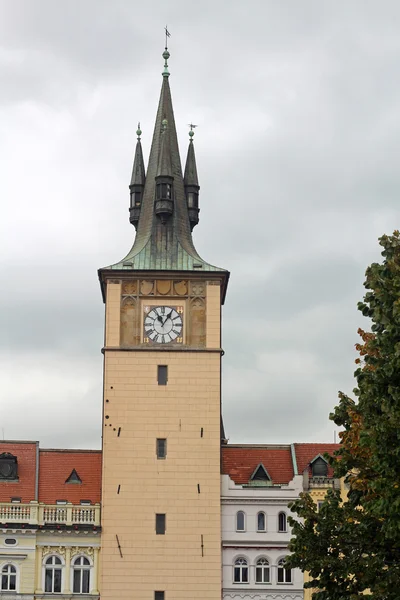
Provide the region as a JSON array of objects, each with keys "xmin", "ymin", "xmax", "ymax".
[{"xmin": 143, "ymin": 305, "xmax": 183, "ymax": 344}]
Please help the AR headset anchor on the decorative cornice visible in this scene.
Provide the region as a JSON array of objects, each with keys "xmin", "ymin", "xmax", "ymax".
[
  {"xmin": 102, "ymin": 346, "xmax": 224, "ymax": 355},
  {"xmin": 222, "ymin": 543, "xmax": 289, "ymax": 550},
  {"xmin": 223, "ymin": 590, "xmax": 303, "ymax": 600},
  {"xmin": 221, "ymin": 497, "xmax": 298, "ymax": 505}
]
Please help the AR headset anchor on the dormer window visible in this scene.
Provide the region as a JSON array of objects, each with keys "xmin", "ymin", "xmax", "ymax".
[
  {"xmin": 311, "ymin": 456, "xmax": 328, "ymax": 477},
  {"xmin": 187, "ymin": 192, "xmax": 198, "ymax": 208},
  {"xmin": 157, "ymin": 182, "xmax": 172, "ymax": 200},
  {"xmin": 131, "ymin": 191, "xmax": 142, "ymax": 207},
  {"xmin": 249, "ymin": 463, "xmax": 271, "ymax": 485}
]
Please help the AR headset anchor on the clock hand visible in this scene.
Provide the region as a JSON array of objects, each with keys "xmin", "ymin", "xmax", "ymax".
[
  {"xmin": 157, "ymin": 315, "xmax": 164, "ymax": 325},
  {"xmin": 163, "ymin": 310, "xmax": 174, "ymax": 325}
]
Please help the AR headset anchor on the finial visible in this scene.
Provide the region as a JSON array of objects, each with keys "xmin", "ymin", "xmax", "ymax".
[
  {"xmin": 188, "ymin": 123, "xmax": 197, "ymax": 141},
  {"xmin": 163, "ymin": 26, "xmax": 171, "ymax": 77},
  {"xmin": 136, "ymin": 122, "xmax": 142, "ymax": 140}
]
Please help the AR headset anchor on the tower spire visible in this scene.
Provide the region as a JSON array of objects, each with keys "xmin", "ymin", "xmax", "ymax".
[
  {"xmin": 100, "ymin": 42, "xmax": 228, "ymax": 288},
  {"xmin": 184, "ymin": 125, "xmax": 200, "ymax": 230}
]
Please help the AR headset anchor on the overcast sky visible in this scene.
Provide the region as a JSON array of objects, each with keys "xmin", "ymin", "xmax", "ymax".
[{"xmin": 1, "ymin": 1, "xmax": 399, "ymax": 448}]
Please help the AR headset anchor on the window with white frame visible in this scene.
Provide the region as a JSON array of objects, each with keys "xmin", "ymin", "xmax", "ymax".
[
  {"xmin": 1, "ymin": 564, "xmax": 16, "ymax": 591},
  {"xmin": 72, "ymin": 556, "xmax": 90, "ymax": 594},
  {"xmin": 257, "ymin": 511, "xmax": 266, "ymax": 532},
  {"xmin": 278, "ymin": 511, "xmax": 287, "ymax": 532},
  {"xmin": 233, "ymin": 557, "xmax": 248, "ymax": 583},
  {"xmin": 277, "ymin": 558, "xmax": 292, "ymax": 583},
  {"xmin": 236, "ymin": 510, "xmax": 245, "ymax": 532},
  {"xmin": 255, "ymin": 558, "xmax": 270, "ymax": 583},
  {"xmin": 45, "ymin": 555, "xmax": 63, "ymax": 593}
]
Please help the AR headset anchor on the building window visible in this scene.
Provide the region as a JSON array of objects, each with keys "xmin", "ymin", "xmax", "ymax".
[
  {"xmin": 158, "ymin": 365, "xmax": 168, "ymax": 385},
  {"xmin": 45, "ymin": 556, "xmax": 62, "ymax": 593},
  {"xmin": 236, "ymin": 510, "xmax": 245, "ymax": 532},
  {"xmin": 156, "ymin": 438, "xmax": 167, "ymax": 459},
  {"xmin": 10, "ymin": 497, "xmax": 21, "ymax": 503},
  {"xmin": 72, "ymin": 556, "xmax": 90, "ymax": 594},
  {"xmin": 1, "ymin": 564, "xmax": 16, "ymax": 591},
  {"xmin": 4, "ymin": 538, "xmax": 17, "ymax": 546},
  {"xmin": 257, "ymin": 511, "xmax": 266, "ymax": 532},
  {"xmin": 156, "ymin": 513, "xmax": 166, "ymax": 535},
  {"xmin": 255, "ymin": 558, "xmax": 270, "ymax": 583},
  {"xmin": 278, "ymin": 512, "xmax": 287, "ymax": 532},
  {"xmin": 277, "ymin": 558, "xmax": 292, "ymax": 583},
  {"xmin": 233, "ymin": 558, "xmax": 248, "ymax": 583},
  {"xmin": 155, "ymin": 592, "xmax": 164, "ymax": 600},
  {"xmin": 312, "ymin": 456, "xmax": 328, "ymax": 477}
]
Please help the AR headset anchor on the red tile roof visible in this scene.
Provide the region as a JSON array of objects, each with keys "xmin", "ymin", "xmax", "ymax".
[
  {"xmin": 222, "ymin": 445, "xmax": 294, "ymax": 484},
  {"xmin": 0, "ymin": 441, "xmax": 38, "ymax": 503},
  {"xmin": 39, "ymin": 450, "xmax": 102, "ymax": 504},
  {"xmin": 294, "ymin": 443, "xmax": 340, "ymax": 478}
]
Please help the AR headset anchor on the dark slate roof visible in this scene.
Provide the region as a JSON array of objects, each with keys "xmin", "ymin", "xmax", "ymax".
[
  {"xmin": 184, "ymin": 139, "xmax": 199, "ymax": 187},
  {"xmin": 100, "ymin": 71, "xmax": 227, "ymax": 275}
]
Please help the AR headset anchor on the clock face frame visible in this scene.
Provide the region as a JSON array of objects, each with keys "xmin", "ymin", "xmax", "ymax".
[{"xmin": 143, "ymin": 305, "xmax": 184, "ymax": 345}]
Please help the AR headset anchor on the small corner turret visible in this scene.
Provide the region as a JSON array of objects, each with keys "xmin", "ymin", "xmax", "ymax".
[
  {"xmin": 184, "ymin": 125, "xmax": 200, "ymax": 230},
  {"xmin": 129, "ymin": 124, "xmax": 146, "ymax": 229}
]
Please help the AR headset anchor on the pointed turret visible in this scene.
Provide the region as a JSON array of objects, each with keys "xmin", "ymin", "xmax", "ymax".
[
  {"xmin": 184, "ymin": 126, "xmax": 200, "ymax": 230},
  {"xmin": 129, "ymin": 124, "xmax": 146, "ymax": 229}
]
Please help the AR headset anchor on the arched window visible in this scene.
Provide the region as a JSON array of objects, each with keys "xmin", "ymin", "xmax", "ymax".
[
  {"xmin": 73, "ymin": 556, "xmax": 90, "ymax": 594},
  {"xmin": 255, "ymin": 558, "xmax": 270, "ymax": 583},
  {"xmin": 233, "ymin": 558, "xmax": 248, "ymax": 583},
  {"xmin": 45, "ymin": 556, "xmax": 62, "ymax": 593},
  {"xmin": 1, "ymin": 564, "xmax": 16, "ymax": 591},
  {"xmin": 277, "ymin": 558, "xmax": 292, "ymax": 583},
  {"xmin": 257, "ymin": 511, "xmax": 266, "ymax": 532},
  {"xmin": 236, "ymin": 511, "xmax": 245, "ymax": 532},
  {"xmin": 278, "ymin": 511, "xmax": 287, "ymax": 532}
]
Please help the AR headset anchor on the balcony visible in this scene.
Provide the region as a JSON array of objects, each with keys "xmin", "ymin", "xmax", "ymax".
[{"xmin": 0, "ymin": 502, "xmax": 100, "ymax": 526}]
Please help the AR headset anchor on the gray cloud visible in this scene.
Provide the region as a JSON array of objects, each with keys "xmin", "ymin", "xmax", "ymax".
[{"xmin": 1, "ymin": 0, "xmax": 399, "ymax": 447}]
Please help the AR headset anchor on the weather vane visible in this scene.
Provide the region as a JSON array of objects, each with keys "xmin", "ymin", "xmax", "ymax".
[
  {"xmin": 188, "ymin": 123, "xmax": 197, "ymax": 139},
  {"xmin": 165, "ymin": 25, "xmax": 171, "ymax": 49}
]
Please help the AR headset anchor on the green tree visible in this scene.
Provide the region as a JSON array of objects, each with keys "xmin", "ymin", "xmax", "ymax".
[{"xmin": 287, "ymin": 231, "xmax": 400, "ymax": 600}]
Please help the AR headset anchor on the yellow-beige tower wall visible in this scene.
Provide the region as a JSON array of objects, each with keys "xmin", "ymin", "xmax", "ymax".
[{"xmin": 100, "ymin": 278, "xmax": 223, "ymax": 600}]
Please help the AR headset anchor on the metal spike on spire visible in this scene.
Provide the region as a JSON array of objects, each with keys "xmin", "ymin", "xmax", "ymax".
[
  {"xmin": 162, "ymin": 26, "xmax": 171, "ymax": 78},
  {"xmin": 188, "ymin": 123, "xmax": 197, "ymax": 141}
]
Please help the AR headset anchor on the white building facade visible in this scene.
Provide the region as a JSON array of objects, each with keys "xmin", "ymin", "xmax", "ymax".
[{"xmin": 221, "ymin": 445, "xmax": 304, "ymax": 600}]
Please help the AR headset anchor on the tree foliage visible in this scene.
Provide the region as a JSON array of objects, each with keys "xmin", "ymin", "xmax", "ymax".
[{"xmin": 287, "ymin": 231, "xmax": 400, "ymax": 600}]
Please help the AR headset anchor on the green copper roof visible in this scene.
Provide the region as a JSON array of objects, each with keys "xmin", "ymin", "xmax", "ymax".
[{"xmin": 100, "ymin": 49, "xmax": 227, "ymax": 276}]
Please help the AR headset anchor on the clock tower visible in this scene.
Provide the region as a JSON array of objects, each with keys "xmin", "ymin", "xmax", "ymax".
[{"xmin": 98, "ymin": 47, "xmax": 229, "ymax": 600}]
